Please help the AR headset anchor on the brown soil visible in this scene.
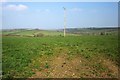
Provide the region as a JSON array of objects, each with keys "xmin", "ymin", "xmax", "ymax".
[{"xmin": 30, "ymin": 48, "xmax": 118, "ymax": 78}]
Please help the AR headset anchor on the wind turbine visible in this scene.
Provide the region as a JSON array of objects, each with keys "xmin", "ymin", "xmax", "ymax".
[{"xmin": 63, "ymin": 7, "xmax": 66, "ymax": 37}]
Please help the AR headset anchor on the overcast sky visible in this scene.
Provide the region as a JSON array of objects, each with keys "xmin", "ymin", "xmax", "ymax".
[{"xmin": 1, "ymin": 2, "xmax": 118, "ymax": 29}]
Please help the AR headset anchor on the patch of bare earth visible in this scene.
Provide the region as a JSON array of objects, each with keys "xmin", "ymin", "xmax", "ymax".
[
  {"xmin": 101, "ymin": 59, "xmax": 118, "ymax": 78},
  {"xmin": 30, "ymin": 48, "xmax": 118, "ymax": 78}
]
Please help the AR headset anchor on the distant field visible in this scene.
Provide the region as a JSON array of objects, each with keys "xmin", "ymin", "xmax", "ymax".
[
  {"xmin": 2, "ymin": 29, "xmax": 76, "ymax": 37},
  {"xmin": 2, "ymin": 28, "xmax": 118, "ymax": 37},
  {"xmin": 2, "ymin": 29, "xmax": 119, "ymax": 78}
]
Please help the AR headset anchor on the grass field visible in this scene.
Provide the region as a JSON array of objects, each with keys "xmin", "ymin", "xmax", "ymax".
[
  {"xmin": 2, "ymin": 29, "xmax": 119, "ymax": 78},
  {"xmin": 2, "ymin": 29, "xmax": 76, "ymax": 37}
]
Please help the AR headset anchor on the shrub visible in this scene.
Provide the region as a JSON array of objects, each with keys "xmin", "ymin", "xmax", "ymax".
[{"xmin": 34, "ymin": 33, "xmax": 44, "ymax": 37}]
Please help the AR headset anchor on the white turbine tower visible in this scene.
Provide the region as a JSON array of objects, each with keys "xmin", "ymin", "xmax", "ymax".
[{"xmin": 63, "ymin": 7, "xmax": 66, "ymax": 37}]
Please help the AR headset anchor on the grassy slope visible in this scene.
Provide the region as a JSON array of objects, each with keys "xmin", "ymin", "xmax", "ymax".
[
  {"xmin": 2, "ymin": 30, "xmax": 27, "ymax": 35},
  {"xmin": 2, "ymin": 35, "xmax": 118, "ymax": 78},
  {"xmin": 2, "ymin": 30, "xmax": 75, "ymax": 36}
]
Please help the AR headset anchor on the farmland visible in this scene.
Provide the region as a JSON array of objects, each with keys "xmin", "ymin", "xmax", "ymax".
[{"xmin": 2, "ymin": 28, "xmax": 119, "ymax": 78}]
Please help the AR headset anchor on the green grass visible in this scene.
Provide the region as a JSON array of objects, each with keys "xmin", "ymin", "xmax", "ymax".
[
  {"xmin": 2, "ymin": 35, "xmax": 118, "ymax": 78},
  {"xmin": 14, "ymin": 30, "xmax": 39, "ymax": 36},
  {"xmin": 2, "ymin": 29, "xmax": 75, "ymax": 37},
  {"xmin": 2, "ymin": 29, "xmax": 27, "ymax": 35}
]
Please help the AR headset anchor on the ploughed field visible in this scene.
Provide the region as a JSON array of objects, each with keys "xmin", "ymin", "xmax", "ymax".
[{"xmin": 2, "ymin": 35, "xmax": 119, "ymax": 78}]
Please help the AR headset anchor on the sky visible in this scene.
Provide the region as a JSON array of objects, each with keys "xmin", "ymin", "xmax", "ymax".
[{"xmin": 1, "ymin": 2, "xmax": 118, "ymax": 29}]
